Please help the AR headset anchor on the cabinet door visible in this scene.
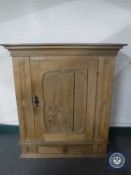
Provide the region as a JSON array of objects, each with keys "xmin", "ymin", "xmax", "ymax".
[{"xmin": 30, "ymin": 56, "xmax": 97, "ymax": 143}]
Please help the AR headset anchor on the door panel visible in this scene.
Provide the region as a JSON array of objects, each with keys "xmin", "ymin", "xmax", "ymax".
[
  {"xmin": 43, "ymin": 71, "xmax": 74, "ymax": 132},
  {"xmin": 30, "ymin": 56, "xmax": 97, "ymax": 143}
]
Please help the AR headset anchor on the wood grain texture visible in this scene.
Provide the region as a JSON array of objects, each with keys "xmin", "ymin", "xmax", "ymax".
[
  {"xmin": 12, "ymin": 57, "xmax": 27, "ymax": 142},
  {"xmin": 86, "ymin": 59, "xmax": 98, "ymax": 141},
  {"xmin": 99, "ymin": 57, "xmax": 115, "ymax": 141},
  {"xmin": 5, "ymin": 44, "xmax": 125, "ymax": 158},
  {"xmin": 43, "ymin": 71, "xmax": 74, "ymax": 132},
  {"xmin": 21, "ymin": 153, "xmax": 106, "ymax": 158},
  {"xmin": 38, "ymin": 146, "xmax": 63, "ymax": 154},
  {"xmin": 2, "ymin": 43, "xmax": 126, "ymax": 57},
  {"xmin": 74, "ymin": 70, "xmax": 87, "ymax": 132},
  {"xmin": 43, "ymin": 133, "xmax": 86, "ymax": 142},
  {"xmin": 94, "ymin": 57, "xmax": 115, "ymax": 143},
  {"xmin": 12, "ymin": 57, "xmax": 36, "ymax": 153},
  {"xmin": 30, "ymin": 61, "xmax": 44, "ymax": 140}
]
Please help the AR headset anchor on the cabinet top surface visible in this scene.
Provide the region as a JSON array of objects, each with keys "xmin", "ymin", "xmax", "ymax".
[{"xmin": 1, "ymin": 43, "xmax": 127, "ymax": 49}]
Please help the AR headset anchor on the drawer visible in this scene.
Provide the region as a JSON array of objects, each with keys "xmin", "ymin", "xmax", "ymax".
[
  {"xmin": 38, "ymin": 146, "xmax": 63, "ymax": 154},
  {"xmin": 68, "ymin": 145, "xmax": 92, "ymax": 154},
  {"xmin": 38, "ymin": 145, "xmax": 92, "ymax": 154}
]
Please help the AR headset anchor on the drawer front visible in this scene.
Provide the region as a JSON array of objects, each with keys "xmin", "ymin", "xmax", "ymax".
[
  {"xmin": 38, "ymin": 145, "xmax": 92, "ymax": 154},
  {"xmin": 68, "ymin": 145, "xmax": 92, "ymax": 154},
  {"xmin": 38, "ymin": 146, "xmax": 63, "ymax": 154}
]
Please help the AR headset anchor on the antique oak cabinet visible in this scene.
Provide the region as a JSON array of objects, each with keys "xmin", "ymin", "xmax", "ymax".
[{"xmin": 2, "ymin": 44, "xmax": 126, "ymax": 158}]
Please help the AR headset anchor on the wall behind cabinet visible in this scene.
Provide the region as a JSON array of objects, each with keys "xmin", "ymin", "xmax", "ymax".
[{"xmin": 0, "ymin": 0, "xmax": 131, "ymax": 126}]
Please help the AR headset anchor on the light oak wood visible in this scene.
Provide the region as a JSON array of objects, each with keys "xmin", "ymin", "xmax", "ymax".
[
  {"xmin": 2, "ymin": 43, "xmax": 126, "ymax": 158},
  {"xmin": 20, "ymin": 153, "xmax": 106, "ymax": 158},
  {"xmin": 38, "ymin": 146, "xmax": 63, "ymax": 154}
]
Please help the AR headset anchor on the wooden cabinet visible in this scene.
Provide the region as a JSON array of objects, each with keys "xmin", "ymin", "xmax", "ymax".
[{"xmin": 2, "ymin": 43, "xmax": 126, "ymax": 158}]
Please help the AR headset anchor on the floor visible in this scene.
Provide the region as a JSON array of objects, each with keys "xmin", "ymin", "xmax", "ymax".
[{"xmin": 0, "ymin": 134, "xmax": 130, "ymax": 175}]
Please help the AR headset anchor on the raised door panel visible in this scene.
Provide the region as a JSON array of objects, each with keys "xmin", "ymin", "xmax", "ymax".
[
  {"xmin": 30, "ymin": 56, "xmax": 97, "ymax": 143},
  {"xmin": 44, "ymin": 71, "xmax": 74, "ymax": 132},
  {"xmin": 43, "ymin": 70, "xmax": 87, "ymax": 133}
]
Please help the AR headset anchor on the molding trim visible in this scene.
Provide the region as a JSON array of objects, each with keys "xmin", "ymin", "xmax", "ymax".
[{"xmin": 0, "ymin": 125, "xmax": 131, "ymax": 136}]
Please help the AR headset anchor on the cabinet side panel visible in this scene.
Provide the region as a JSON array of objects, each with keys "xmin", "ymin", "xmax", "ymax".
[
  {"xmin": 24, "ymin": 58, "xmax": 36, "ymax": 140},
  {"xmin": 12, "ymin": 58, "xmax": 27, "ymax": 140},
  {"xmin": 12, "ymin": 57, "xmax": 36, "ymax": 153},
  {"xmin": 99, "ymin": 57, "xmax": 115, "ymax": 140},
  {"xmin": 94, "ymin": 56, "xmax": 115, "ymax": 143}
]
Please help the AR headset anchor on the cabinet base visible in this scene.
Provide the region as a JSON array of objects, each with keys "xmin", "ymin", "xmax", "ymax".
[
  {"xmin": 21, "ymin": 153, "xmax": 106, "ymax": 158},
  {"xmin": 20, "ymin": 143, "xmax": 107, "ymax": 158}
]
